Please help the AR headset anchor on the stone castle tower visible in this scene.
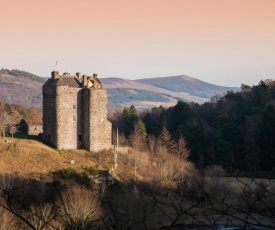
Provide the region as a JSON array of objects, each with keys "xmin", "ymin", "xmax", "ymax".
[{"xmin": 43, "ymin": 71, "xmax": 112, "ymax": 152}]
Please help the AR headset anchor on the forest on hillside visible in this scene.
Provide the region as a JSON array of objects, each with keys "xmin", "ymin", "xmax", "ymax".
[
  {"xmin": 0, "ymin": 69, "xmax": 44, "ymax": 107},
  {"xmin": 110, "ymin": 79, "xmax": 275, "ymax": 175},
  {"xmin": 0, "ymin": 69, "xmax": 46, "ymax": 83},
  {"xmin": 1, "ymin": 80, "xmax": 275, "ymax": 229},
  {"xmin": 1, "ymin": 78, "xmax": 275, "ymax": 174},
  {"xmin": 107, "ymin": 88, "xmax": 178, "ymax": 104}
]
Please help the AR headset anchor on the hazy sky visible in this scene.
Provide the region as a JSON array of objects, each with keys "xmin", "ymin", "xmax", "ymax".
[{"xmin": 1, "ymin": 0, "xmax": 275, "ymax": 86}]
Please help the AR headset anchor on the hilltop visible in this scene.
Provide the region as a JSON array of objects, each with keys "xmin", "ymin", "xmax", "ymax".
[{"xmin": 135, "ymin": 75, "xmax": 239, "ymax": 98}]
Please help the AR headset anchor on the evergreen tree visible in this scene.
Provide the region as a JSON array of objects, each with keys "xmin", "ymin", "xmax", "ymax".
[
  {"xmin": 260, "ymin": 105, "xmax": 275, "ymax": 170},
  {"xmin": 129, "ymin": 119, "xmax": 147, "ymax": 152}
]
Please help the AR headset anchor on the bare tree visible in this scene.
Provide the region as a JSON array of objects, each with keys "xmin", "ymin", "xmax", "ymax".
[
  {"xmin": 158, "ymin": 127, "xmax": 177, "ymax": 155},
  {"xmin": 112, "ymin": 129, "xmax": 127, "ymax": 147},
  {"xmin": 22, "ymin": 204, "xmax": 57, "ymax": 230},
  {"xmin": 0, "ymin": 174, "xmax": 46, "ymax": 230},
  {"xmin": 144, "ymin": 170, "xmax": 275, "ymax": 229},
  {"xmin": 0, "ymin": 111, "xmax": 10, "ymax": 137},
  {"xmin": 0, "ymin": 206, "xmax": 19, "ymax": 229},
  {"xmin": 129, "ymin": 123, "xmax": 146, "ymax": 152},
  {"xmin": 147, "ymin": 134, "xmax": 157, "ymax": 156},
  {"xmin": 58, "ymin": 186, "xmax": 102, "ymax": 229},
  {"xmin": 177, "ymin": 135, "xmax": 190, "ymax": 160}
]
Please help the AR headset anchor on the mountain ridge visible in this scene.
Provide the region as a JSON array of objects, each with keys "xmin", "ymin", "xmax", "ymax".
[
  {"xmin": 0, "ymin": 68, "xmax": 240, "ymax": 110},
  {"xmin": 135, "ymin": 75, "xmax": 239, "ymax": 98}
]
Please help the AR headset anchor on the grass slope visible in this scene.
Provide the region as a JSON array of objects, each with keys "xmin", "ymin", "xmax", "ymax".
[{"xmin": 0, "ymin": 137, "xmax": 96, "ymax": 177}]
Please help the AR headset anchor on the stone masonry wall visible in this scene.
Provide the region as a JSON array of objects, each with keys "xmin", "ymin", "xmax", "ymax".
[
  {"xmin": 43, "ymin": 85, "xmax": 57, "ymax": 147},
  {"xmin": 28, "ymin": 125, "xmax": 43, "ymax": 135},
  {"xmin": 83, "ymin": 89, "xmax": 90, "ymax": 151},
  {"xmin": 56, "ymin": 86, "xmax": 82, "ymax": 150},
  {"xmin": 84, "ymin": 88, "xmax": 112, "ymax": 152},
  {"xmin": 43, "ymin": 72, "xmax": 112, "ymax": 152}
]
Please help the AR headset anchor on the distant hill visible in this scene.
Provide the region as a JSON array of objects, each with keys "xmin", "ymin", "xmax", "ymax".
[
  {"xmin": 0, "ymin": 68, "xmax": 240, "ymax": 110},
  {"xmin": 0, "ymin": 69, "xmax": 46, "ymax": 108},
  {"xmin": 135, "ymin": 75, "xmax": 239, "ymax": 98},
  {"xmin": 101, "ymin": 76, "xmax": 239, "ymax": 109},
  {"xmin": 0, "ymin": 69, "xmax": 47, "ymax": 83}
]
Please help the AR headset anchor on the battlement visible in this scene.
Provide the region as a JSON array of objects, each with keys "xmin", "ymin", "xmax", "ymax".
[{"xmin": 49, "ymin": 70, "xmax": 103, "ymax": 89}]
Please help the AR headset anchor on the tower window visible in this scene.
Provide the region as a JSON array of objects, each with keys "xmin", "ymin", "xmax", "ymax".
[
  {"xmin": 73, "ymin": 116, "xmax": 76, "ymax": 122},
  {"xmin": 78, "ymin": 134, "xmax": 82, "ymax": 142},
  {"xmin": 73, "ymin": 105, "xmax": 76, "ymax": 109}
]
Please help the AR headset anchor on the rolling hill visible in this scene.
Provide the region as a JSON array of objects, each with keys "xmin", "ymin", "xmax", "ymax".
[
  {"xmin": 0, "ymin": 68, "xmax": 240, "ymax": 110},
  {"xmin": 135, "ymin": 75, "xmax": 239, "ymax": 98},
  {"xmin": 0, "ymin": 69, "xmax": 46, "ymax": 108},
  {"xmin": 100, "ymin": 76, "xmax": 239, "ymax": 109}
]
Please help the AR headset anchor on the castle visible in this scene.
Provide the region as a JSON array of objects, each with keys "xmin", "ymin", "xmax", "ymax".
[{"xmin": 43, "ymin": 71, "xmax": 112, "ymax": 152}]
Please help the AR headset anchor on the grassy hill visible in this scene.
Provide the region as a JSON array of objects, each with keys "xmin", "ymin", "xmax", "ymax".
[
  {"xmin": 136, "ymin": 75, "xmax": 240, "ymax": 98},
  {"xmin": 0, "ymin": 136, "xmax": 100, "ymax": 177}
]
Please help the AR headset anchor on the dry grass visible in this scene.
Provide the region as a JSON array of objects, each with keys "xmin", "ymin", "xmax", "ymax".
[
  {"xmin": 0, "ymin": 138, "xmax": 97, "ymax": 178},
  {"xmin": 59, "ymin": 149, "xmax": 96, "ymax": 168}
]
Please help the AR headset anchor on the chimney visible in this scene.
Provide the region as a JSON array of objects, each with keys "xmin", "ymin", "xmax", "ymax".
[
  {"xmin": 76, "ymin": 72, "xmax": 81, "ymax": 79},
  {"xmin": 83, "ymin": 75, "xmax": 87, "ymax": 87},
  {"xmin": 93, "ymin": 73, "xmax": 98, "ymax": 79},
  {"xmin": 51, "ymin": 71, "xmax": 59, "ymax": 79}
]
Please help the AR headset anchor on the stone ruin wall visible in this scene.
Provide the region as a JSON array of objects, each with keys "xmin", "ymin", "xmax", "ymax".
[{"xmin": 28, "ymin": 125, "xmax": 43, "ymax": 136}]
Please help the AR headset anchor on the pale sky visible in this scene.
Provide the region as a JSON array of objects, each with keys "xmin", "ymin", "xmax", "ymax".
[{"xmin": 1, "ymin": 0, "xmax": 275, "ymax": 87}]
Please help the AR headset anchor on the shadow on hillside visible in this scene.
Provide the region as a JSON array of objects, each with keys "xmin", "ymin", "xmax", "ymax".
[
  {"xmin": 0, "ymin": 171, "xmax": 161, "ymax": 229},
  {"xmin": 5, "ymin": 132, "xmax": 53, "ymax": 148},
  {"xmin": 1, "ymin": 168, "xmax": 275, "ymax": 229}
]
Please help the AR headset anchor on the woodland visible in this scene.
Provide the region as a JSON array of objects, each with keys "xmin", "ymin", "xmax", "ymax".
[
  {"xmin": 110, "ymin": 79, "xmax": 275, "ymax": 175},
  {"xmin": 0, "ymin": 79, "xmax": 275, "ymax": 229}
]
